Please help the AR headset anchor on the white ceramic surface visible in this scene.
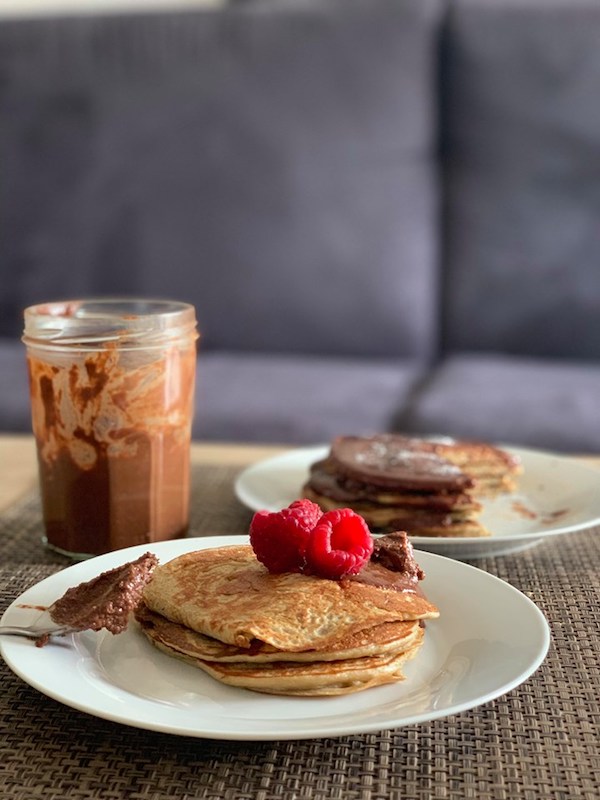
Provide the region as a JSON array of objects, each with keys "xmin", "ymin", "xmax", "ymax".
[
  {"xmin": 234, "ymin": 445, "xmax": 600, "ymax": 558},
  {"xmin": 1, "ymin": 537, "xmax": 550, "ymax": 741}
]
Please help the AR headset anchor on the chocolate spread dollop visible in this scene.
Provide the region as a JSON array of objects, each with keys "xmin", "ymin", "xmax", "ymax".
[
  {"xmin": 346, "ymin": 531, "xmax": 425, "ymax": 593},
  {"xmin": 370, "ymin": 531, "xmax": 425, "ymax": 581},
  {"xmin": 48, "ymin": 552, "xmax": 159, "ymax": 635}
]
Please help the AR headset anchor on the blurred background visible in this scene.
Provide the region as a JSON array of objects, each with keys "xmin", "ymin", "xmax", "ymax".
[{"xmin": 1, "ymin": 0, "xmax": 600, "ymax": 451}]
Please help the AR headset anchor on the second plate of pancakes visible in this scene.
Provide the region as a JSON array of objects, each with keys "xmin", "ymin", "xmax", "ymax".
[{"xmin": 235, "ymin": 443, "xmax": 600, "ymax": 558}]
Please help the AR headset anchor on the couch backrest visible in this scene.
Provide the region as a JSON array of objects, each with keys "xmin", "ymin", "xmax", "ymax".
[
  {"xmin": 0, "ymin": 0, "xmax": 442, "ymax": 360},
  {"xmin": 441, "ymin": 0, "xmax": 600, "ymax": 361}
]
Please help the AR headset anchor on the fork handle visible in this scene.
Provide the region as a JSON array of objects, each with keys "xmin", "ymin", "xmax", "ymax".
[
  {"xmin": 0, "ymin": 626, "xmax": 45, "ymax": 638},
  {"xmin": 0, "ymin": 626, "xmax": 71, "ymax": 639}
]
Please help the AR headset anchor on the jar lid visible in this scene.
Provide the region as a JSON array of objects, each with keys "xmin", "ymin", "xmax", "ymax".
[{"xmin": 23, "ymin": 298, "xmax": 198, "ymax": 350}]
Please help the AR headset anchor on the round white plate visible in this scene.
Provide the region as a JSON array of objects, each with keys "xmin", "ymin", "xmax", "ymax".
[
  {"xmin": 234, "ymin": 445, "xmax": 600, "ymax": 558},
  {"xmin": 1, "ymin": 537, "xmax": 549, "ymax": 740}
]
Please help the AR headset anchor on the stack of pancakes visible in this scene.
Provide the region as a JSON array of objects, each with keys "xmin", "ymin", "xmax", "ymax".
[
  {"xmin": 303, "ymin": 434, "xmax": 522, "ymax": 538},
  {"xmin": 135, "ymin": 539, "xmax": 439, "ymax": 696}
]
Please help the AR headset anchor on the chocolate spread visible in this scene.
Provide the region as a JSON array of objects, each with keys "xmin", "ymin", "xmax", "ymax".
[
  {"xmin": 27, "ymin": 332, "xmax": 197, "ymax": 556},
  {"xmin": 330, "ymin": 435, "xmax": 473, "ymax": 491},
  {"xmin": 48, "ymin": 552, "xmax": 158, "ymax": 635},
  {"xmin": 346, "ymin": 531, "xmax": 425, "ymax": 594},
  {"xmin": 308, "ymin": 458, "xmax": 471, "ymax": 512},
  {"xmin": 371, "ymin": 532, "xmax": 425, "ymax": 581}
]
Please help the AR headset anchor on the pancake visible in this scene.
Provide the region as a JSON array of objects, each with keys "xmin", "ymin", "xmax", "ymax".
[
  {"xmin": 146, "ymin": 629, "xmax": 424, "ymax": 696},
  {"xmin": 136, "ymin": 603, "xmax": 423, "ymax": 663},
  {"xmin": 138, "ymin": 534, "xmax": 438, "ymax": 696},
  {"xmin": 141, "ymin": 544, "xmax": 439, "ymax": 651},
  {"xmin": 327, "ymin": 434, "xmax": 521, "ymax": 494},
  {"xmin": 303, "ymin": 486, "xmax": 490, "ymax": 538},
  {"xmin": 327, "ymin": 435, "xmax": 470, "ymax": 491},
  {"xmin": 303, "ymin": 486, "xmax": 490, "ymax": 537},
  {"xmin": 308, "ymin": 458, "xmax": 481, "ymax": 511}
]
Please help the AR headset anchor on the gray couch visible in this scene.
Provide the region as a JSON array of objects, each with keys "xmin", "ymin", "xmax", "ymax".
[{"xmin": 1, "ymin": 0, "xmax": 600, "ymax": 452}]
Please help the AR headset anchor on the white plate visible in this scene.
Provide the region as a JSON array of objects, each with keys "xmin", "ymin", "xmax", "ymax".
[
  {"xmin": 1, "ymin": 537, "xmax": 549, "ymax": 741},
  {"xmin": 234, "ymin": 445, "xmax": 600, "ymax": 558}
]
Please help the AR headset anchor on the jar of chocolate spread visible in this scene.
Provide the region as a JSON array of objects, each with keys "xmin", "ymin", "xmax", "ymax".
[{"xmin": 23, "ymin": 299, "xmax": 198, "ymax": 559}]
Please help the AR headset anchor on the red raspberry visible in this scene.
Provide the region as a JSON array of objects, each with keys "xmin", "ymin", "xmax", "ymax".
[
  {"xmin": 287, "ymin": 499, "xmax": 323, "ymax": 530},
  {"xmin": 250, "ymin": 499, "xmax": 323, "ymax": 573},
  {"xmin": 305, "ymin": 508, "xmax": 374, "ymax": 579}
]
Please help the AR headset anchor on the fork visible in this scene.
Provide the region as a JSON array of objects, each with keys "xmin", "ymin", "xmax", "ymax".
[{"xmin": 0, "ymin": 623, "xmax": 77, "ymax": 641}]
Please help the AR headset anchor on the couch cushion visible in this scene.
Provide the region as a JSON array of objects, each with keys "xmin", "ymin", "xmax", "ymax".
[
  {"xmin": 442, "ymin": 0, "xmax": 600, "ymax": 359},
  {"xmin": 400, "ymin": 353, "xmax": 600, "ymax": 453},
  {"xmin": 196, "ymin": 352, "xmax": 423, "ymax": 444},
  {"xmin": 0, "ymin": 339, "xmax": 421, "ymax": 445},
  {"xmin": 0, "ymin": 340, "xmax": 32, "ymax": 433},
  {"xmin": 0, "ymin": 0, "xmax": 442, "ymax": 360}
]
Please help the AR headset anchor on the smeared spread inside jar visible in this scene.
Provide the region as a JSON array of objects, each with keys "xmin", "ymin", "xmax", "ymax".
[{"xmin": 45, "ymin": 552, "xmax": 159, "ymax": 641}]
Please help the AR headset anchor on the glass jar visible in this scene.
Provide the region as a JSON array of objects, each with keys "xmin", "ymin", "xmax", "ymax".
[{"xmin": 23, "ymin": 299, "xmax": 198, "ymax": 559}]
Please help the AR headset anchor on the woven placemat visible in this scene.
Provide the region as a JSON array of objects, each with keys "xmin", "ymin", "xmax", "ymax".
[{"xmin": 1, "ymin": 464, "xmax": 599, "ymax": 800}]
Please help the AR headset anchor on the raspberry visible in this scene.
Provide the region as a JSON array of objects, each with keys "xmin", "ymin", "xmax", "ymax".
[
  {"xmin": 305, "ymin": 508, "xmax": 374, "ymax": 579},
  {"xmin": 286, "ymin": 499, "xmax": 323, "ymax": 530},
  {"xmin": 250, "ymin": 499, "xmax": 323, "ymax": 573}
]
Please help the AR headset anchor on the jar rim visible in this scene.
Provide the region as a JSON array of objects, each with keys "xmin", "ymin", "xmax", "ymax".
[{"xmin": 23, "ymin": 298, "xmax": 198, "ymax": 349}]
